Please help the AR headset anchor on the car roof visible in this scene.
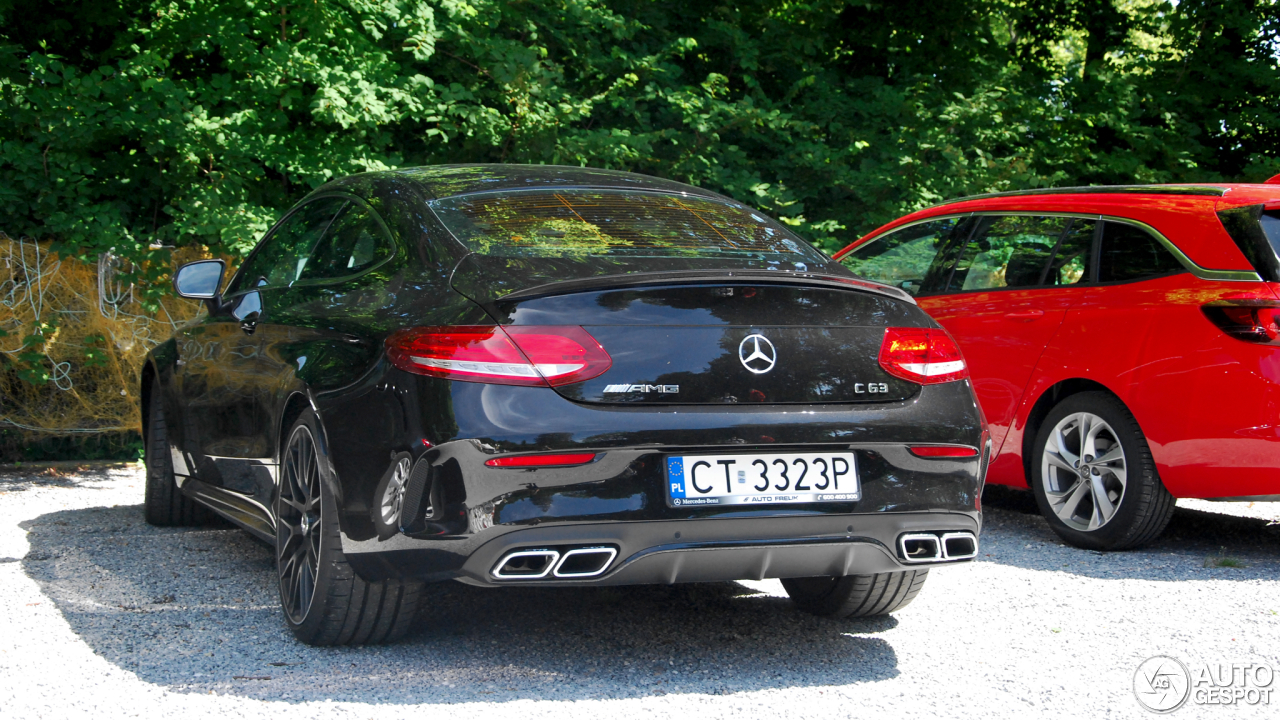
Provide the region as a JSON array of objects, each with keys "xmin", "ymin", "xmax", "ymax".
[
  {"xmin": 936, "ymin": 183, "xmax": 1280, "ymax": 206},
  {"xmin": 834, "ymin": 183, "xmax": 1280, "ymax": 261},
  {"xmin": 385, "ymin": 164, "xmax": 730, "ymax": 201}
]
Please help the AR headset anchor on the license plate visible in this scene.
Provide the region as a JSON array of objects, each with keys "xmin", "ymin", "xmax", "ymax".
[{"xmin": 665, "ymin": 452, "xmax": 859, "ymax": 506}]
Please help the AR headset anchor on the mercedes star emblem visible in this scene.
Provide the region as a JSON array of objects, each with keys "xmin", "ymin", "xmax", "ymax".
[{"xmin": 739, "ymin": 333, "xmax": 777, "ymax": 374}]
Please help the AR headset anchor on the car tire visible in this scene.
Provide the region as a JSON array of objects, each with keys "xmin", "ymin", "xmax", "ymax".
[
  {"xmin": 276, "ymin": 410, "xmax": 423, "ymax": 646},
  {"xmin": 1030, "ymin": 391, "xmax": 1175, "ymax": 550},
  {"xmin": 143, "ymin": 384, "xmax": 209, "ymax": 526},
  {"xmin": 782, "ymin": 570, "xmax": 929, "ymax": 618}
]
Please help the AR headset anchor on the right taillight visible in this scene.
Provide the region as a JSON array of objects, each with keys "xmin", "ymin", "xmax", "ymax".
[
  {"xmin": 1202, "ymin": 300, "xmax": 1280, "ymax": 344},
  {"xmin": 878, "ymin": 327, "xmax": 969, "ymax": 384},
  {"xmin": 385, "ymin": 325, "xmax": 612, "ymax": 386}
]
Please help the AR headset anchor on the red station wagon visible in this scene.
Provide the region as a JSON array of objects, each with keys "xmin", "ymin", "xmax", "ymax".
[{"xmin": 835, "ymin": 181, "xmax": 1280, "ymax": 550}]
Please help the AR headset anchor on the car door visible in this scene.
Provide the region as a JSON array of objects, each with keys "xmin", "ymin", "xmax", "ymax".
[
  {"xmin": 918, "ymin": 215, "xmax": 1097, "ymax": 454},
  {"xmin": 174, "ymin": 196, "xmax": 346, "ymax": 493},
  {"xmin": 255, "ymin": 198, "xmax": 400, "ymax": 502}
]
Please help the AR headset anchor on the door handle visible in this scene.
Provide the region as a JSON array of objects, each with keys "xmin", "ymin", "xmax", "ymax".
[{"xmin": 1004, "ymin": 309, "xmax": 1045, "ymax": 321}]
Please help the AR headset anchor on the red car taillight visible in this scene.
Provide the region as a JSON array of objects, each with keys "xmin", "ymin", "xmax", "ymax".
[
  {"xmin": 484, "ymin": 453, "xmax": 598, "ymax": 468},
  {"xmin": 385, "ymin": 326, "xmax": 612, "ymax": 386},
  {"xmin": 878, "ymin": 327, "xmax": 969, "ymax": 385},
  {"xmin": 1202, "ymin": 300, "xmax": 1280, "ymax": 344},
  {"xmin": 908, "ymin": 445, "xmax": 979, "ymax": 458}
]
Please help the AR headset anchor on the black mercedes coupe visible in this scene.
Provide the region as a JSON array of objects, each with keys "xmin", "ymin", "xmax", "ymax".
[{"xmin": 143, "ymin": 165, "xmax": 987, "ymax": 645}]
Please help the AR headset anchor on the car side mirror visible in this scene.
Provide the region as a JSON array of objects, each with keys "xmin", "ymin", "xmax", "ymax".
[{"xmin": 173, "ymin": 259, "xmax": 226, "ymax": 312}]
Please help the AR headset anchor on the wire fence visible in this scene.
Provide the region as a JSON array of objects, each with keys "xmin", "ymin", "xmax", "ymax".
[{"xmin": 0, "ymin": 233, "xmax": 208, "ymax": 439}]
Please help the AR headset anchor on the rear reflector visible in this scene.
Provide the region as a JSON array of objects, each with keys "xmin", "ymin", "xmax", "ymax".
[
  {"xmin": 909, "ymin": 446, "xmax": 980, "ymax": 458},
  {"xmin": 878, "ymin": 327, "xmax": 969, "ymax": 384},
  {"xmin": 386, "ymin": 326, "xmax": 611, "ymax": 386},
  {"xmin": 1202, "ymin": 300, "xmax": 1280, "ymax": 344},
  {"xmin": 484, "ymin": 453, "xmax": 598, "ymax": 468}
]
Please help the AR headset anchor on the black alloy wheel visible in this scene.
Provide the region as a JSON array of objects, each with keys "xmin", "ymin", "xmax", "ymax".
[
  {"xmin": 274, "ymin": 410, "xmax": 424, "ymax": 645},
  {"xmin": 277, "ymin": 421, "xmax": 324, "ymax": 626},
  {"xmin": 782, "ymin": 570, "xmax": 929, "ymax": 618},
  {"xmin": 1030, "ymin": 391, "xmax": 1175, "ymax": 550}
]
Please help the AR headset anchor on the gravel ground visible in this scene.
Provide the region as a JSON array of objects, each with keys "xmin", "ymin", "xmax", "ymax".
[{"xmin": 1, "ymin": 465, "xmax": 1277, "ymax": 719}]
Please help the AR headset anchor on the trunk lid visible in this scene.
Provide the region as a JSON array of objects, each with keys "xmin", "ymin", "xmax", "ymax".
[{"xmin": 451, "ymin": 257, "xmax": 926, "ymax": 405}]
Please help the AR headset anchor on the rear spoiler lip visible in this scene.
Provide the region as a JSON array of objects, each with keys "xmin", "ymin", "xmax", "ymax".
[{"xmin": 493, "ymin": 269, "xmax": 917, "ymax": 305}]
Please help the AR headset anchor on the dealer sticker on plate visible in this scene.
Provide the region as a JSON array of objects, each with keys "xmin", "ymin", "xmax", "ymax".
[{"xmin": 666, "ymin": 452, "xmax": 859, "ymax": 506}]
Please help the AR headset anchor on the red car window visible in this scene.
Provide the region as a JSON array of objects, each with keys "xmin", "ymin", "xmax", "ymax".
[
  {"xmin": 949, "ymin": 216, "xmax": 1070, "ymax": 292},
  {"xmin": 1096, "ymin": 221, "xmax": 1185, "ymax": 282},
  {"xmin": 838, "ymin": 216, "xmax": 967, "ymax": 296}
]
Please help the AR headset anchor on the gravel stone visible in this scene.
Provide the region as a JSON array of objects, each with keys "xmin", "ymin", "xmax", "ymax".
[{"xmin": 1, "ymin": 467, "xmax": 1277, "ymax": 718}]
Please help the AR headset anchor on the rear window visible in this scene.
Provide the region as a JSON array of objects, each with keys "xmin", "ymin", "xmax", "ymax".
[{"xmin": 429, "ymin": 189, "xmax": 828, "ymax": 266}]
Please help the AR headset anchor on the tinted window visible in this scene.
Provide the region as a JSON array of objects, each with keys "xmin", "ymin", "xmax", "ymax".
[
  {"xmin": 429, "ymin": 189, "xmax": 828, "ymax": 266},
  {"xmin": 950, "ymin": 216, "xmax": 1069, "ymax": 291},
  {"xmin": 1096, "ymin": 221, "xmax": 1184, "ymax": 282},
  {"xmin": 840, "ymin": 217, "xmax": 963, "ymax": 296},
  {"xmin": 298, "ymin": 203, "xmax": 392, "ymax": 282},
  {"xmin": 230, "ymin": 198, "xmax": 346, "ymax": 294},
  {"xmin": 1046, "ymin": 219, "xmax": 1095, "ymax": 286},
  {"xmin": 231, "ymin": 290, "xmax": 262, "ymax": 322},
  {"xmin": 1260, "ymin": 211, "xmax": 1280, "ymax": 250}
]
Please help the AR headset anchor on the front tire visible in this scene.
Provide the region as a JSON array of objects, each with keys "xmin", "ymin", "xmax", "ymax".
[
  {"xmin": 782, "ymin": 570, "xmax": 929, "ymax": 618},
  {"xmin": 143, "ymin": 383, "xmax": 208, "ymax": 526},
  {"xmin": 275, "ymin": 410, "xmax": 423, "ymax": 645},
  {"xmin": 1030, "ymin": 391, "xmax": 1174, "ymax": 550}
]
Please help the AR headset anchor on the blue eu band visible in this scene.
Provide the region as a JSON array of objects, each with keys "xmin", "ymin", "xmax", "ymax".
[{"xmin": 667, "ymin": 457, "xmax": 686, "ymax": 498}]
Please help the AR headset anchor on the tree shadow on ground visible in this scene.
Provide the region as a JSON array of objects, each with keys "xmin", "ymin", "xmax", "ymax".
[
  {"xmin": 980, "ymin": 484, "xmax": 1280, "ymax": 581},
  {"xmin": 20, "ymin": 503, "xmax": 898, "ymax": 704}
]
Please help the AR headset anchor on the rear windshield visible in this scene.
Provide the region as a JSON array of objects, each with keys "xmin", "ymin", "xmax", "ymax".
[{"xmin": 429, "ymin": 189, "xmax": 828, "ymax": 266}]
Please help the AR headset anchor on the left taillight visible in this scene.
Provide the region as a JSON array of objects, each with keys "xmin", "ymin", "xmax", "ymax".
[
  {"xmin": 878, "ymin": 327, "xmax": 969, "ymax": 385},
  {"xmin": 385, "ymin": 325, "xmax": 612, "ymax": 387},
  {"xmin": 1202, "ymin": 300, "xmax": 1280, "ymax": 344}
]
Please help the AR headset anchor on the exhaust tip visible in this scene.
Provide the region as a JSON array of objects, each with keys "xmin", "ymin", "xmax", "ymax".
[
  {"xmin": 492, "ymin": 549, "xmax": 561, "ymax": 579},
  {"xmin": 941, "ymin": 532, "xmax": 978, "ymax": 560},
  {"xmin": 899, "ymin": 533, "xmax": 942, "ymax": 563},
  {"xmin": 553, "ymin": 547, "xmax": 618, "ymax": 578}
]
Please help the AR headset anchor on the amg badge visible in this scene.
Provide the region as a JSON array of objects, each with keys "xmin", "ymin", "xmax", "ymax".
[{"xmin": 603, "ymin": 384, "xmax": 680, "ymax": 394}]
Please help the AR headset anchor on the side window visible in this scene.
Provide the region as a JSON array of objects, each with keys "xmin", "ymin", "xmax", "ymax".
[
  {"xmin": 950, "ymin": 216, "xmax": 1069, "ymax": 292},
  {"xmin": 1046, "ymin": 218, "xmax": 1095, "ymax": 286},
  {"xmin": 229, "ymin": 198, "xmax": 346, "ymax": 294},
  {"xmin": 840, "ymin": 217, "xmax": 965, "ymax": 296},
  {"xmin": 298, "ymin": 202, "xmax": 393, "ymax": 282},
  {"xmin": 1096, "ymin": 221, "xmax": 1185, "ymax": 283}
]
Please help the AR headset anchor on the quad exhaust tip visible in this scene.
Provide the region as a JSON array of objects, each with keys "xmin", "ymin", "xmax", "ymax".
[
  {"xmin": 491, "ymin": 549, "xmax": 560, "ymax": 579},
  {"xmin": 899, "ymin": 531, "xmax": 978, "ymax": 563},
  {"xmin": 940, "ymin": 532, "xmax": 978, "ymax": 560},
  {"xmin": 492, "ymin": 546, "xmax": 618, "ymax": 580},
  {"xmin": 553, "ymin": 547, "xmax": 618, "ymax": 578}
]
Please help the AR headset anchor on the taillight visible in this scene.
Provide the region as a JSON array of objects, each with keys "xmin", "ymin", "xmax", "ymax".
[
  {"xmin": 878, "ymin": 327, "xmax": 968, "ymax": 384},
  {"xmin": 385, "ymin": 326, "xmax": 612, "ymax": 386},
  {"xmin": 908, "ymin": 445, "xmax": 979, "ymax": 458},
  {"xmin": 1202, "ymin": 300, "xmax": 1280, "ymax": 344},
  {"xmin": 484, "ymin": 452, "xmax": 598, "ymax": 468}
]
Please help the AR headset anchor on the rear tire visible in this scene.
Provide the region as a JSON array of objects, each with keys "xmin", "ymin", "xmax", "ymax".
[
  {"xmin": 143, "ymin": 384, "xmax": 209, "ymax": 526},
  {"xmin": 1030, "ymin": 391, "xmax": 1175, "ymax": 550},
  {"xmin": 782, "ymin": 570, "xmax": 929, "ymax": 618},
  {"xmin": 275, "ymin": 410, "xmax": 424, "ymax": 646}
]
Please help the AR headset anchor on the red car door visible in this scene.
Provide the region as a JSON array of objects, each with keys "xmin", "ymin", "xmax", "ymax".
[{"xmin": 919, "ymin": 215, "xmax": 1096, "ymax": 455}]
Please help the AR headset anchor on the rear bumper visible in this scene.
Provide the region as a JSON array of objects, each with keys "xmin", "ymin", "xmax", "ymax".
[
  {"xmin": 324, "ymin": 377, "xmax": 986, "ymax": 585},
  {"xmin": 344, "ymin": 509, "xmax": 980, "ymax": 584}
]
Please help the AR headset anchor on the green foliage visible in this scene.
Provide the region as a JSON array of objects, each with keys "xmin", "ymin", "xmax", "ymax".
[{"xmin": 1, "ymin": 0, "xmax": 1278, "ymax": 266}]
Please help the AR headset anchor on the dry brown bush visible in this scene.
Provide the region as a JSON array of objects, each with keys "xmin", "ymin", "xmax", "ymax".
[{"xmin": 1, "ymin": 235, "xmax": 215, "ymax": 442}]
